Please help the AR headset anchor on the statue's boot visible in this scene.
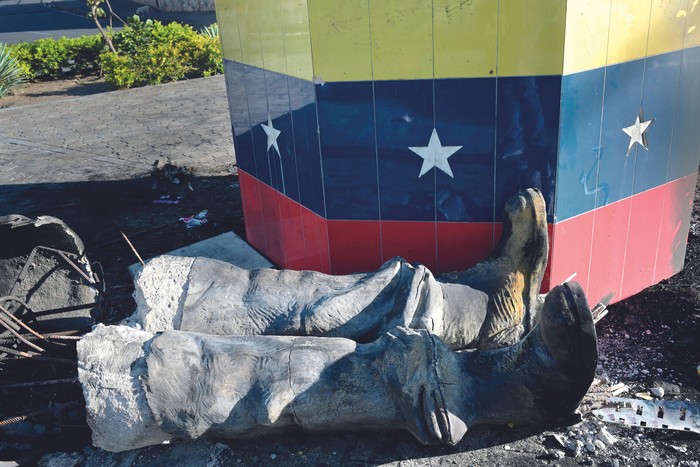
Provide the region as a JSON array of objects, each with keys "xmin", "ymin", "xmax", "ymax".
[
  {"xmin": 77, "ymin": 283, "xmax": 596, "ymax": 452},
  {"xmin": 439, "ymin": 188, "xmax": 549, "ymax": 349},
  {"xmin": 438, "ymin": 281, "xmax": 598, "ymax": 442}
]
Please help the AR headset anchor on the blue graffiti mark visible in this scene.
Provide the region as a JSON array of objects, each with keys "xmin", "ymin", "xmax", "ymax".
[{"xmin": 580, "ymin": 145, "xmax": 609, "ymax": 205}]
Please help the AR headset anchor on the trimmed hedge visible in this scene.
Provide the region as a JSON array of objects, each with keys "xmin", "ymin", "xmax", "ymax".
[
  {"xmin": 101, "ymin": 19, "xmax": 223, "ymax": 88},
  {"xmin": 8, "ymin": 18, "xmax": 223, "ymax": 89},
  {"xmin": 9, "ymin": 35, "xmax": 104, "ymax": 80}
]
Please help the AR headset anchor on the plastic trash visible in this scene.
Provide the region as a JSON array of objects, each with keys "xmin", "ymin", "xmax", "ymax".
[
  {"xmin": 179, "ymin": 210, "xmax": 208, "ymax": 228},
  {"xmin": 153, "ymin": 195, "xmax": 182, "ymax": 205}
]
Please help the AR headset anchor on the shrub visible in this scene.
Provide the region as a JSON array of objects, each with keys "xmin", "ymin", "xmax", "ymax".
[
  {"xmin": 101, "ymin": 18, "xmax": 222, "ymax": 88},
  {"xmin": 9, "ymin": 35, "xmax": 104, "ymax": 80},
  {"xmin": 5, "ymin": 18, "xmax": 222, "ymax": 89},
  {"xmin": 0, "ymin": 42, "xmax": 26, "ymax": 97}
]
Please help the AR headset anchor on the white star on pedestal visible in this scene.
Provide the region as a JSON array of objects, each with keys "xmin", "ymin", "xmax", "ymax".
[
  {"xmin": 408, "ymin": 128, "xmax": 462, "ymax": 178},
  {"xmin": 622, "ymin": 112, "xmax": 653, "ymax": 155},
  {"xmin": 261, "ymin": 114, "xmax": 281, "ymax": 156}
]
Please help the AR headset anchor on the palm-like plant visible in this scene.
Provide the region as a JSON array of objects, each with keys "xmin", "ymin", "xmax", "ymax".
[
  {"xmin": 200, "ymin": 23, "xmax": 219, "ymax": 39},
  {"xmin": 0, "ymin": 43, "xmax": 26, "ymax": 98}
]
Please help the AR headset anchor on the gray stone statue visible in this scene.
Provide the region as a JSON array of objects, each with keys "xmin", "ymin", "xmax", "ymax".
[
  {"xmin": 78, "ymin": 283, "xmax": 596, "ymax": 452},
  {"xmin": 76, "ymin": 189, "xmax": 598, "ymax": 453},
  {"xmin": 130, "ymin": 188, "xmax": 549, "ymax": 350}
]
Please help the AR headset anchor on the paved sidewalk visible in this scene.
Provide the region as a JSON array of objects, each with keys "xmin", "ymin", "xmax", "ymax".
[{"xmin": 0, "ymin": 75, "xmax": 234, "ymax": 192}]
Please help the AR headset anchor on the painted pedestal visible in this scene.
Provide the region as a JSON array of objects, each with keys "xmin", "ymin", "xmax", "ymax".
[{"xmin": 215, "ymin": 0, "xmax": 700, "ymax": 305}]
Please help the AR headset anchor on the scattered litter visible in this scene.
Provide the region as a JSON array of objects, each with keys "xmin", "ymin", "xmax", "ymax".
[
  {"xmin": 153, "ymin": 195, "xmax": 182, "ymax": 205},
  {"xmin": 591, "ymin": 302, "xmax": 609, "ymax": 323},
  {"xmin": 635, "ymin": 392, "xmax": 654, "ymax": 400},
  {"xmin": 179, "ymin": 210, "xmax": 208, "ymax": 228},
  {"xmin": 610, "ymin": 382, "xmax": 629, "ymax": 396},
  {"xmin": 650, "ymin": 387, "xmax": 665, "ymax": 398},
  {"xmin": 152, "ymin": 159, "xmax": 194, "ymax": 191},
  {"xmin": 592, "ymin": 397, "xmax": 700, "ymax": 433}
]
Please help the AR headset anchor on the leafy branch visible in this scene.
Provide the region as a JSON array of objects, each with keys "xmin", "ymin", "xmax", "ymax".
[{"xmin": 86, "ymin": 0, "xmax": 125, "ymax": 53}]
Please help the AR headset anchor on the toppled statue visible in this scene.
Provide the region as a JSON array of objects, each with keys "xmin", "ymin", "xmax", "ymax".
[
  {"xmin": 130, "ymin": 189, "xmax": 549, "ymax": 350},
  {"xmin": 75, "ymin": 189, "xmax": 598, "ymax": 453}
]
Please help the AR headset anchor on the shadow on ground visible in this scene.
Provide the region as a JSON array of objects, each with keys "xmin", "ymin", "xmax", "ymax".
[{"xmin": 0, "ymin": 173, "xmax": 245, "ymax": 321}]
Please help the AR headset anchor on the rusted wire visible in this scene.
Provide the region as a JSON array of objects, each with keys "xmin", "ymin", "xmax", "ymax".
[
  {"xmin": 0, "ymin": 344, "xmax": 36, "ymax": 358},
  {"xmin": 0, "ymin": 333, "xmax": 82, "ymax": 346},
  {"xmin": 0, "ymin": 414, "xmax": 29, "ymax": 427},
  {"xmin": 0, "ymin": 315, "xmax": 44, "ymax": 353},
  {"xmin": 121, "ymin": 231, "xmax": 145, "ymax": 266},
  {"xmin": 0, "ymin": 296, "xmax": 36, "ymax": 323},
  {"xmin": 46, "ymin": 335, "xmax": 82, "ymax": 341},
  {"xmin": 54, "ymin": 249, "xmax": 96, "ymax": 285},
  {"xmin": 0, "ymin": 304, "xmax": 45, "ymax": 340}
]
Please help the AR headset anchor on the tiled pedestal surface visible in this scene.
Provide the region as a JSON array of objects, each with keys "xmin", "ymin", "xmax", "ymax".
[{"xmin": 215, "ymin": 0, "xmax": 700, "ymax": 305}]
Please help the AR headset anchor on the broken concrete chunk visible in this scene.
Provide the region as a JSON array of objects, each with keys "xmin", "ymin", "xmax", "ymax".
[
  {"xmin": 596, "ymin": 427, "xmax": 617, "ymax": 445},
  {"xmin": 550, "ymin": 433, "xmax": 567, "ymax": 449},
  {"xmin": 0, "ymin": 214, "xmax": 99, "ymax": 333},
  {"xmin": 76, "ymin": 324, "xmax": 172, "ymax": 452}
]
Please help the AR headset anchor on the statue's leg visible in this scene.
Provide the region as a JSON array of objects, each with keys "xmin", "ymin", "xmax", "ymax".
[
  {"xmin": 438, "ymin": 188, "xmax": 549, "ymax": 348},
  {"xmin": 130, "ymin": 189, "xmax": 547, "ymax": 350},
  {"xmin": 79, "ymin": 324, "xmax": 449, "ymax": 451},
  {"xmin": 132, "ymin": 254, "xmax": 450, "ymax": 340},
  {"xmin": 79, "ymin": 282, "xmax": 596, "ymax": 452}
]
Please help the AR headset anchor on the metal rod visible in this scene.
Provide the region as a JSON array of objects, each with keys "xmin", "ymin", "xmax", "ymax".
[
  {"xmin": 0, "ymin": 414, "xmax": 29, "ymax": 427},
  {"xmin": 0, "ymin": 296, "xmax": 37, "ymax": 324},
  {"xmin": 45, "ymin": 335, "xmax": 82, "ymax": 341},
  {"xmin": 0, "ymin": 378, "xmax": 78, "ymax": 390},
  {"xmin": 121, "ymin": 231, "xmax": 145, "ymax": 266},
  {"xmin": 0, "ymin": 331, "xmax": 83, "ymax": 345},
  {"xmin": 0, "ymin": 304, "xmax": 45, "ymax": 340},
  {"xmin": 32, "ymin": 303, "xmax": 98, "ymax": 317},
  {"xmin": 55, "ymin": 249, "xmax": 96, "ymax": 285},
  {"xmin": 0, "ymin": 344, "xmax": 37, "ymax": 358},
  {"xmin": 0, "ymin": 315, "xmax": 44, "ymax": 353}
]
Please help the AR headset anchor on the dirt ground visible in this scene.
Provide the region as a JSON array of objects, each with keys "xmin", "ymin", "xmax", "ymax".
[
  {"xmin": 0, "ymin": 77, "xmax": 113, "ymax": 110},
  {"xmin": 1, "ymin": 80, "xmax": 699, "ymax": 466}
]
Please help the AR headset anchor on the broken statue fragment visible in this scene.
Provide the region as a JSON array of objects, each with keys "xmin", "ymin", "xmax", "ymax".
[
  {"xmin": 0, "ymin": 214, "xmax": 99, "ymax": 332},
  {"xmin": 78, "ymin": 282, "xmax": 597, "ymax": 452},
  {"xmin": 74, "ymin": 188, "xmax": 598, "ymax": 452},
  {"xmin": 130, "ymin": 188, "xmax": 549, "ymax": 350}
]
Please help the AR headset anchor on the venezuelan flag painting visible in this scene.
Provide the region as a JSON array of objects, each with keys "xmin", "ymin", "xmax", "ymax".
[{"xmin": 215, "ymin": 0, "xmax": 700, "ymax": 306}]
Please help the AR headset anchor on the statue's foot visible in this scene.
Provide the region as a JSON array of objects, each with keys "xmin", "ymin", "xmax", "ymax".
[
  {"xmin": 440, "ymin": 188, "xmax": 549, "ymax": 349},
  {"xmin": 458, "ymin": 282, "xmax": 598, "ymax": 428}
]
